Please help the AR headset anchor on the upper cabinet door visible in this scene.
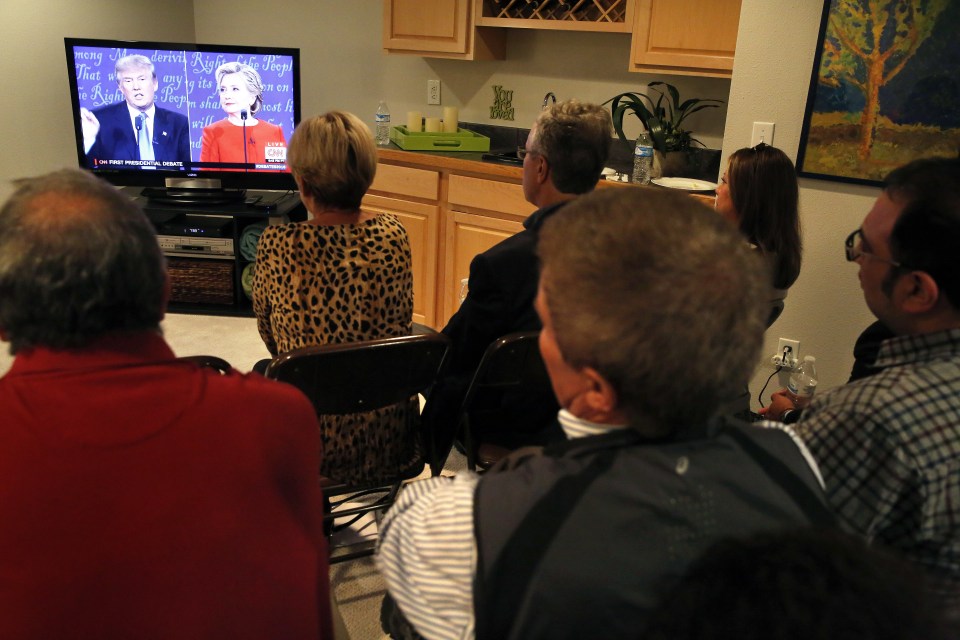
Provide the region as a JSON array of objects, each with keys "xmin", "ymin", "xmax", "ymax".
[
  {"xmin": 383, "ymin": 0, "xmax": 505, "ymax": 60},
  {"xmin": 384, "ymin": 0, "xmax": 469, "ymax": 53},
  {"xmin": 629, "ymin": 0, "xmax": 742, "ymax": 77}
]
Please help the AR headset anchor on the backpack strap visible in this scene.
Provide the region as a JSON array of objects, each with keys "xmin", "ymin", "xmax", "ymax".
[
  {"xmin": 721, "ymin": 424, "xmax": 837, "ymax": 526},
  {"xmin": 474, "ymin": 429, "xmax": 641, "ymax": 640}
]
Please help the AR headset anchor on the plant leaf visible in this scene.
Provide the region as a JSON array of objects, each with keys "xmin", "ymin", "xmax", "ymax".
[
  {"xmin": 605, "ymin": 83, "xmax": 721, "ymax": 152},
  {"xmin": 646, "ymin": 117, "xmax": 667, "ymax": 151}
]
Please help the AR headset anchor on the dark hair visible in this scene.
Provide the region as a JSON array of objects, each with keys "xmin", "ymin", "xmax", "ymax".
[
  {"xmin": 884, "ymin": 156, "xmax": 960, "ymax": 309},
  {"xmin": 0, "ymin": 169, "xmax": 166, "ymax": 354},
  {"xmin": 727, "ymin": 143, "xmax": 802, "ymax": 290},
  {"xmin": 538, "ymin": 188, "xmax": 768, "ymax": 433},
  {"xmin": 531, "ymin": 100, "xmax": 612, "ymax": 195},
  {"xmin": 642, "ymin": 529, "xmax": 952, "ymax": 640}
]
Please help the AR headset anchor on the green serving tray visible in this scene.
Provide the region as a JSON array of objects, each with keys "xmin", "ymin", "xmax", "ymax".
[{"xmin": 389, "ymin": 125, "xmax": 491, "ymax": 152}]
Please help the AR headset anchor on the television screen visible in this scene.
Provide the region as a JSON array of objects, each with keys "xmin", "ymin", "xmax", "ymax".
[{"xmin": 65, "ymin": 37, "xmax": 301, "ymax": 197}]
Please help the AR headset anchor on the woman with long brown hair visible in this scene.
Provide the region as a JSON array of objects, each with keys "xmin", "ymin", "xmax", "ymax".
[{"xmin": 715, "ymin": 143, "xmax": 802, "ymax": 295}]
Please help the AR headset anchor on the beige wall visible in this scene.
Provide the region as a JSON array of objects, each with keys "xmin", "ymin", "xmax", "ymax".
[
  {"xmin": 725, "ymin": 0, "xmax": 879, "ymax": 403},
  {"xmin": 0, "ymin": 0, "xmax": 196, "ymax": 203},
  {"xmin": 2, "ymin": 0, "xmax": 877, "ymax": 401}
]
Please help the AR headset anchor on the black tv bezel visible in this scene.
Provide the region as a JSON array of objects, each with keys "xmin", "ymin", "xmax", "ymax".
[{"xmin": 64, "ymin": 37, "xmax": 301, "ymax": 193}]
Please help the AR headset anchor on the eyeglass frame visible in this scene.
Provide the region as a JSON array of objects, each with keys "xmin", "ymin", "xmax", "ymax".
[
  {"xmin": 844, "ymin": 228, "xmax": 908, "ymax": 269},
  {"xmin": 516, "ymin": 146, "xmax": 543, "ymax": 162}
]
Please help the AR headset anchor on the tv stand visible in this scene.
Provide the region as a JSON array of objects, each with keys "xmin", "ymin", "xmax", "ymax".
[
  {"xmin": 137, "ymin": 191, "xmax": 305, "ymax": 317},
  {"xmin": 140, "ymin": 186, "xmax": 247, "ymax": 206}
]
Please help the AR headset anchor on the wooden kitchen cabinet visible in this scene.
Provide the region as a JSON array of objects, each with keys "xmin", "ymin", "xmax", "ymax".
[
  {"xmin": 365, "ymin": 163, "xmax": 442, "ymax": 327},
  {"xmin": 629, "ymin": 0, "xmax": 742, "ymax": 77},
  {"xmin": 383, "ymin": 0, "xmax": 505, "ymax": 60},
  {"xmin": 368, "ymin": 153, "xmax": 530, "ymax": 329},
  {"xmin": 444, "ymin": 212, "xmax": 525, "ymax": 323},
  {"xmin": 443, "ymin": 174, "xmax": 528, "ymax": 322}
]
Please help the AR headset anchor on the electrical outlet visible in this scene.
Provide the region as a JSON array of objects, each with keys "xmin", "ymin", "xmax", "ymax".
[
  {"xmin": 427, "ymin": 80, "xmax": 441, "ymax": 105},
  {"xmin": 772, "ymin": 337, "xmax": 800, "ymax": 369},
  {"xmin": 751, "ymin": 121, "xmax": 775, "ymax": 146}
]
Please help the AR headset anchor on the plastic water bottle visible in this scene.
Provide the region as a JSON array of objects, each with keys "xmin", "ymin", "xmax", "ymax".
[
  {"xmin": 632, "ymin": 131, "xmax": 654, "ymax": 185},
  {"xmin": 786, "ymin": 355, "xmax": 818, "ymax": 409},
  {"xmin": 375, "ymin": 100, "xmax": 391, "ymax": 147}
]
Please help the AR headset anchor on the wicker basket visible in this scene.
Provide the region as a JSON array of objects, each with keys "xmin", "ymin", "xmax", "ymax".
[{"xmin": 167, "ymin": 258, "xmax": 235, "ymax": 305}]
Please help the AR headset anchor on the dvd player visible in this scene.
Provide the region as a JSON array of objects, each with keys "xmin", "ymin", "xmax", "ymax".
[
  {"xmin": 158, "ymin": 235, "xmax": 235, "ymax": 259},
  {"xmin": 158, "ymin": 215, "xmax": 233, "ymax": 238}
]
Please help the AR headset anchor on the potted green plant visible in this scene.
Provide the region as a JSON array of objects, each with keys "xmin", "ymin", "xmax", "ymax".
[{"xmin": 604, "ymin": 82, "xmax": 723, "ymax": 178}]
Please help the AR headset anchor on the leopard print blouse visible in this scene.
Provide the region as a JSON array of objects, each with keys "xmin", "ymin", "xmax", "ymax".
[{"xmin": 252, "ymin": 213, "xmax": 416, "ymax": 485}]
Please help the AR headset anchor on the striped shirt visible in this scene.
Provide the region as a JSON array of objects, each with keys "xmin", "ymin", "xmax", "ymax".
[
  {"xmin": 794, "ymin": 328, "xmax": 960, "ymax": 605},
  {"xmin": 375, "ymin": 410, "xmax": 621, "ymax": 640}
]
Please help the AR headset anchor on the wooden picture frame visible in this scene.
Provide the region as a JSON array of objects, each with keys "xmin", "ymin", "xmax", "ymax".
[{"xmin": 796, "ymin": 0, "xmax": 960, "ymax": 186}]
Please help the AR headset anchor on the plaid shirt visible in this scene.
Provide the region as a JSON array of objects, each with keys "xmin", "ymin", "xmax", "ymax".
[{"xmin": 795, "ymin": 328, "xmax": 960, "ymax": 604}]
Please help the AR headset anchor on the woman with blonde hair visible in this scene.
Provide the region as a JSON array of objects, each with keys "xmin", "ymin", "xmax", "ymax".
[
  {"xmin": 200, "ymin": 61, "xmax": 286, "ymax": 166},
  {"xmin": 252, "ymin": 111, "xmax": 415, "ymax": 484}
]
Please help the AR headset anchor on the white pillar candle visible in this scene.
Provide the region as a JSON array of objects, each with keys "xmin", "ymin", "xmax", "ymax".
[
  {"xmin": 424, "ymin": 117, "xmax": 442, "ymax": 133},
  {"xmin": 442, "ymin": 106, "xmax": 459, "ymax": 133},
  {"xmin": 406, "ymin": 111, "xmax": 422, "ymax": 132}
]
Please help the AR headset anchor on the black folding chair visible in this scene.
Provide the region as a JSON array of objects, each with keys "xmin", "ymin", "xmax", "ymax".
[
  {"xmin": 265, "ymin": 329, "xmax": 450, "ymax": 562},
  {"xmin": 177, "ymin": 354, "xmax": 233, "ymax": 374},
  {"xmin": 452, "ymin": 331, "xmax": 558, "ymax": 472}
]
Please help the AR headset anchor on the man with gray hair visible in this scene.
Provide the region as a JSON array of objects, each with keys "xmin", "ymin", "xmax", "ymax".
[
  {"xmin": 80, "ymin": 53, "xmax": 190, "ymax": 166},
  {"xmin": 430, "ymin": 99, "xmax": 613, "ymax": 450},
  {"xmin": 0, "ymin": 170, "xmax": 333, "ymax": 639},
  {"xmin": 378, "ymin": 187, "xmax": 836, "ymax": 639}
]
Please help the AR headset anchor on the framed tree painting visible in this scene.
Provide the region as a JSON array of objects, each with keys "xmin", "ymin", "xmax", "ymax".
[{"xmin": 796, "ymin": 0, "xmax": 960, "ymax": 186}]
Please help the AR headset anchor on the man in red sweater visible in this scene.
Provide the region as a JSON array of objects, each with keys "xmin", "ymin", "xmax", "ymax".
[{"xmin": 0, "ymin": 169, "xmax": 332, "ymax": 639}]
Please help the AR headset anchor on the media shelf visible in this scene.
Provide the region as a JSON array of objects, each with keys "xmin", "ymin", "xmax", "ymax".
[{"xmin": 132, "ymin": 189, "xmax": 306, "ymax": 317}]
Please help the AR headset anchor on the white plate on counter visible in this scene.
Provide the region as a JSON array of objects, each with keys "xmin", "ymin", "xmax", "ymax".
[
  {"xmin": 601, "ymin": 167, "xmax": 630, "ymax": 182},
  {"xmin": 651, "ymin": 177, "xmax": 717, "ymax": 193}
]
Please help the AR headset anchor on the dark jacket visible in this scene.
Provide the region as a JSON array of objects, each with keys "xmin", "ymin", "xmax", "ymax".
[
  {"xmin": 442, "ymin": 202, "xmax": 566, "ymax": 373},
  {"xmin": 473, "ymin": 419, "xmax": 836, "ymax": 640},
  {"xmin": 86, "ymin": 101, "xmax": 191, "ymax": 165},
  {"xmin": 427, "ymin": 203, "xmax": 567, "ymax": 449}
]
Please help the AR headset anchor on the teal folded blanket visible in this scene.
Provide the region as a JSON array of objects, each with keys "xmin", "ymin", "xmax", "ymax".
[
  {"xmin": 239, "ymin": 223, "xmax": 268, "ymax": 261},
  {"xmin": 241, "ymin": 262, "xmax": 256, "ymax": 299}
]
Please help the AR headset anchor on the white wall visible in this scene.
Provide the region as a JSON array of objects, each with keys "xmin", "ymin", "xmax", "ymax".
[
  {"xmin": 725, "ymin": 0, "xmax": 879, "ymax": 403},
  {"xmin": 0, "ymin": 0, "xmax": 196, "ymax": 203}
]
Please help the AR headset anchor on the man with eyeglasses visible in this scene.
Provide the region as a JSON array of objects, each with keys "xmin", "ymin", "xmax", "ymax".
[
  {"xmin": 426, "ymin": 100, "xmax": 613, "ymax": 450},
  {"xmin": 789, "ymin": 157, "xmax": 960, "ymax": 609}
]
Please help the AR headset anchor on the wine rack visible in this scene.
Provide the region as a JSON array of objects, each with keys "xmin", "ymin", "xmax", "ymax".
[{"xmin": 479, "ymin": 0, "xmax": 633, "ymax": 32}]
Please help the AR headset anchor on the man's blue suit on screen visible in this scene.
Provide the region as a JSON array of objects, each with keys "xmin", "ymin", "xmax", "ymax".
[{"xmin": 85, "ymin": 102, "xmax": 190, "ymax": 166}]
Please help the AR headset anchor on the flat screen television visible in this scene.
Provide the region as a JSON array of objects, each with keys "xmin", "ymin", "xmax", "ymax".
[{"xmin": 65, "ymin": 37, "xmax": 301, "ymax": 204}]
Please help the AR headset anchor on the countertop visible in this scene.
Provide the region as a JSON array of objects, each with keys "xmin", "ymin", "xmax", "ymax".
[
  {"xmin": 376, "ymin": 144, "xmax": 525, "ymax": 180},
  {"xmin": 374, "ymin": 142, "xmax": 715, "ymax": 205},
  {"xmin": 375, "ymin": 144, "xmax": 635, "ymax": 180}
]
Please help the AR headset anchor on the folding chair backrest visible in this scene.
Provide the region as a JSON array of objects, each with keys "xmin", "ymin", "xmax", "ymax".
[
  {"xmin": 465, "ymin": 332, "xmax": 550, "ymax": 402},
  {"xmin": 264, "ymin": 333, "xmax": 450, "ymax": 416},
  {"xmin": 457, "ymin": 331, "xmax": 555, "ymax": 470},
  {"xmin": 178, "ymin": 354, "xmax": 233, "ymax": 375}
]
